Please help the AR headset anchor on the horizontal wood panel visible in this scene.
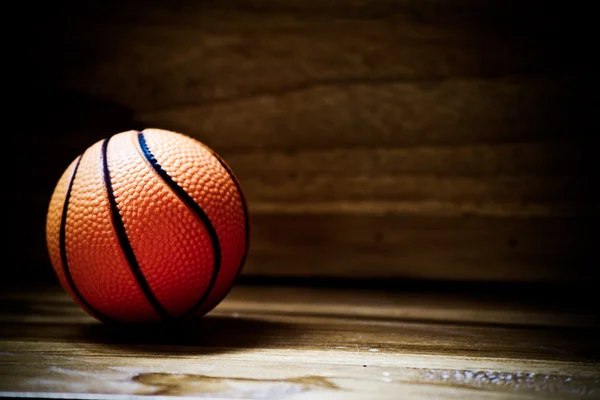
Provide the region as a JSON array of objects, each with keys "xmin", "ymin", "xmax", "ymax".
[
  {"xmin": 241, "ymin": 175, "xmax": 587, "ymax": 206},
  {"xmin": 32, "ymin": 1, "xmax": 572, "ymax": 113},
  {"xmin": 222, "ymin": 142, "xmax": 589, "ymax": 177},
  {"xmin": 243, "ymin": 213, "xmax": 597, "ymax": 281},
  {"xmin": 138, "ymin": 77, "xmax": 581, "ymax": 152}
]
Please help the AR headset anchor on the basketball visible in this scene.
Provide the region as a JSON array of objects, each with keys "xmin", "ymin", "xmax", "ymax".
[{"xmin": 45, "ymin": 128, "xmax": 249, "ymax": 324}]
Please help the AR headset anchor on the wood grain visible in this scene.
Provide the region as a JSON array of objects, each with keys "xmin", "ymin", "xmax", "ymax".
[
  {"xmin": 0, "ymin": 283, "xmax": 599, "ymax": 399},
  {"xmin": 245, "ymin": 213, "xmax": 596, "ymax": 281},
  {"xmin": 10, "ymin": 0, "xmax": 596, "ymax": 282}
]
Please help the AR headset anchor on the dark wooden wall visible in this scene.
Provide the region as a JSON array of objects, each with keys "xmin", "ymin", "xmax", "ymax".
[{"xmin": 9, "ymin": 0, "xmax": 597, "ymax": 284}]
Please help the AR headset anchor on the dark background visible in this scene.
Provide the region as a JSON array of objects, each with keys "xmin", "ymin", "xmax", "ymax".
[{"xmin": 7, "ymin": 0, "xmax": 598, "ymax": 287}]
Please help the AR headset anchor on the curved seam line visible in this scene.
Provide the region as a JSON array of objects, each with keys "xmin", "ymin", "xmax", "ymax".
[
  {"xmin": 102, "ymin": 136, "xmax": 173, "ymax": 322},
  {"xmin": 60, "ymin": 153, "xmax": 116, "ymax": 323},
  {"xmin": 137, "ymin": 132, "xmax": 221, "ymax": 320},
  {"xmin": 204, "ymin": 146, "xmax": 250, "ymax": 305}
]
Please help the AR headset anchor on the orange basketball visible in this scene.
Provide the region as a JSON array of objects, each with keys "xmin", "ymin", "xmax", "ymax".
[{"xmin": 45, "ymin": 128, "xmax": 249, "ymax": 324}]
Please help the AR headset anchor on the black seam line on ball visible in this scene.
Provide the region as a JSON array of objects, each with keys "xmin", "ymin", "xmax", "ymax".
[
  {"xmin": 137, "ymin": 132, "xmax": 221, "ymax": 320},
  {"xmin": 102, "ymin": 137, "xmax": 173, "ymax": 322},
  {"xmin": 205, "ymin": 147, "xmax": 250, "ymax": 306},
  {"xmin": 60, "ymin": 153, "xmax": 116, "ymax": 323}
]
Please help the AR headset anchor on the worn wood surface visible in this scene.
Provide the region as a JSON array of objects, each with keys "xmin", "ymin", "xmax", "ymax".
[
  {"xmin": 0, "ymin": 282, "xmax": 599, "ymax": 399},
  {"xmin": 9, "ymin": 0, "xmax": 597, "ymax": 282}
]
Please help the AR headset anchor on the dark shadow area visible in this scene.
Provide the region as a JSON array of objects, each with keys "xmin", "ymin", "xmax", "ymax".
[
  {"xmin": 0, "ymin": 317, "xmax": 302, "ymax": 356},
  {"xmin": 77, "ymin": 315, "xmax": 299, "ymax": 355},
  {"xmin": 6, "ymin": 88, "xmax": 140, "ymax": 283},
  {"xmin": 0, "ymin": 284, "xmax": 300, "ymax": 355},
  {"xmin": 465, "ymin": 2, "xmax": 598, "ymax": 284}
]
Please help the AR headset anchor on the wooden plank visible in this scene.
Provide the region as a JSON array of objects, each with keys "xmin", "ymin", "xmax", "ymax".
[
  {"xmin": 222, "ymin": 142, "xmax": 590, "ymax": 177},
  {"xmin": 240, "ymin": 175, "xmax": 588, "ymax": 212},
  {"xmin": 31, "ymin": 1, "xmax": 570, "ymax": 112},
  {"xmin": 136, "ymin": 77, "xmax": 584, "ymax": 152},
  {"xmin": 0, "ymin": 284, "xmax": 599, "ymax": 399},
  {"xmin": 244, "ymin": 213, "xmax": 598, "ymax": 281},
  {"xmin": 27, "ymin": 1, "xmax": 588, "ymax": 153}
]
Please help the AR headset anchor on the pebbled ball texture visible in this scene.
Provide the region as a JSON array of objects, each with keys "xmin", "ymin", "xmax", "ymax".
[{"xmin": 46, "ymin": 128, "xmax": 249, "ymax": 324}]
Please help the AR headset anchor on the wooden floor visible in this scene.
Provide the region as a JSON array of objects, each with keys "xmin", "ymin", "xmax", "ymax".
[{"xmin": 0, "ymin": 281, "xmax": 599, "ymax": 399}]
